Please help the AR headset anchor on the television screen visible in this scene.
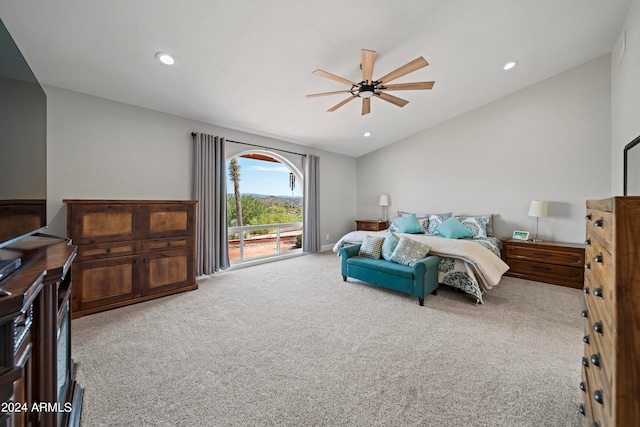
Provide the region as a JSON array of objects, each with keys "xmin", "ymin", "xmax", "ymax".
[{"xmin": 0, "ymin": 17, "xmax": 47, "ymax": 249}]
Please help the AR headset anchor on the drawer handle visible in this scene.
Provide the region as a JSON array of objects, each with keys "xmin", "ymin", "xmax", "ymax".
[
  {"xmin": 583, "ymin": 286, "xmax": 589, "ymax": 294},
  {"xmin": 594, "ymin": 218, "xmax": 603, "ymax": 227},
  {"xmin": 593, "ymin": 287, "xmax": 603, "ymax": 298},
  {"xmin": 582, "ymin": 357, "xmax": 589, "ymax": 367},
  {"xmin": 594, "ymin": 389, "xmax": 604, "ymax": 405},
  {"xmin": 585, "ymin": 262, "xmax": 591, "ymax": 270},
  {"xmin": 585, "ymin": 214, "xmax": 592, "ymax": 220},
  {"xmin": 584, "ymin": 239, "xmax": 591, "ymax": 245},
  {"xmin": 594, "ymin": 253, "xmax": 603, "ymax": 263},
  {"xmin": 579, "ymin": 381, "xmax": 586, "ymax": 392},
  {"xmin": 583, "ymin": 335, "xmax": 590, "ymax": 344},
  {"xmin": 581, "ymin": 310, "xmax": 588, "ymax": 318},
  {"xmin": 578, "ymin": 404, "xmax": 586, "ymax": 416},
  {"xmin": 590, "ymin": 354, "xmax": 600, "ymax": 368},
  {"xmin": 531, "ymin": 251, "xmax": 552, "ymax": 257},
  {"xmin": 593, "ymin": 321, "xmax": 604, "ymax": 335}
]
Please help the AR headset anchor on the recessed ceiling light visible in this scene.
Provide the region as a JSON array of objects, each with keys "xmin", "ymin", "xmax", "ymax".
[
  {"xmin": 503, "ymin": 61, "xmax": 518, "ymax": 71},
  {"xmin": 155, "ymin": 52, "xmax": 176, "ymax": 66},
  {"xmin": 364, "ymin": 132, "xmax": 372, "ymax": 137}
]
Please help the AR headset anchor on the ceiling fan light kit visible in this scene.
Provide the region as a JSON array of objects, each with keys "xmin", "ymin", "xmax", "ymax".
[{"xmin": 307, "ymin": 49, "xmax": 435, "ymax": 116}]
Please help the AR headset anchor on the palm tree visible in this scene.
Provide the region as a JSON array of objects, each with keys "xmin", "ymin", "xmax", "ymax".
[{"xmin": 228, "ymin": 158, "xmax": 243, "ymax": 226}]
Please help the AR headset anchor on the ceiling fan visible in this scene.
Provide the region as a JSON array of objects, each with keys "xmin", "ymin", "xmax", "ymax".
[{"xmin": 306, "ymin": 49, "xmax": 435, "ymax": 116}]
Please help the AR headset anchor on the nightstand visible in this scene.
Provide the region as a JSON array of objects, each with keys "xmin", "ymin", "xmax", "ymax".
[
  {"xmin": 501, "ymin": 238, "xmax": 585, "ymax": 289},
  {"xmin": 355, "ymin": 219, "xmax": 388, "ymax": 232}
]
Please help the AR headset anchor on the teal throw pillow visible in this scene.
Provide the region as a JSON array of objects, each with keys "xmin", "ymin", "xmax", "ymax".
[
  {"xmin": 389, "ymin": 236, "xmax": 431, "ymax": 266},
  {"xmin": 358, "ymin": 235, "xmax": 385, "ymax": 259},
  {"xmin": 390, "ymin": 214, "xmax": 424, "ymax": 234},
  {"xmin": 435, "ymin": 216, "xmax": 473, "ymax": 239},
  {"xmin": 425, "ymin": 213, "xmax": 453, "ymax": 235},
  {"xmin": 381, "ymin": 231, "xmax": 400, "ymax": 260}
]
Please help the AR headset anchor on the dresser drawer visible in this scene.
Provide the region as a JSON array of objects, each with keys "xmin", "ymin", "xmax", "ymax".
[
  {"xmin": 585, "ymin": 209, "xmax": 614, "ymax": 253},
  {"xmin": 141, "ymin": 236, "xmax": 194, "ymax": 253},
  {"xmin": 76, "ymin": 240, "xmax": 141, "ymax": 261},
  {"xmin": 506, "ymin": 245, "xmax": 584, "ymax": 267},
  {"xmin": 583, "ymin": 342, "xmax": 612, "ymax": 427},
  {"xmin": 585, "ymin": 293, "xmax": 614, "ymax": 385},
  {"xmin": 584, "ymin": 239, "xmax": 614, "ymax": 329},
  {"xmin": 68, "ymin": 203, "xmax": 139, "ymax": 244}
]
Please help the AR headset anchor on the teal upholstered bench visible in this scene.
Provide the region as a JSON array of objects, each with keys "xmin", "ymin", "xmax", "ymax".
[{"xmin": 340, "ymin": 244, "xmax": 440, "ymax": 306}]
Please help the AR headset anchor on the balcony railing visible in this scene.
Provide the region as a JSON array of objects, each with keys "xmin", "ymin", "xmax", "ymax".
[{"xmin": 228, "ymin": 222, "xmax": 303, "ymax": 262}]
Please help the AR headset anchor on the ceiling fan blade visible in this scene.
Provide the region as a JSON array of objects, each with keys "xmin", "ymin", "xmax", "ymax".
[
  {"xmin": 362, "ymin": 97, "xmax": 371, "ymax": 115},
  {"xmin": 306, "ymin": 89, "xmax": 353, "ymax": 98},
  {"xmin": 312, "ymin": 69, "xmax": 356, "ymax": 86},
  {"xmin": 327, "ymin": 95, "xmax": 357, "ymax": 112},
  {"xmin": 377, "ymin": 57, "xmax": 429, "ymax": 84},
  {"xmin": 376, "ymin": 92, "xmax": 409, "ymax": 108},
  {"xmin": 381, "ymin": 81, "xmax": 435, "ymax": 91},
  {"xmin": 361, "ymin": 49, "xmax": 376, "ymax": 84}
]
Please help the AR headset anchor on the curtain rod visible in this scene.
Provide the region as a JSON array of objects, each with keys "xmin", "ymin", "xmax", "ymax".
[{"xmin": 191, "ymin": 132, "xmax": 306, "ymax": 157}]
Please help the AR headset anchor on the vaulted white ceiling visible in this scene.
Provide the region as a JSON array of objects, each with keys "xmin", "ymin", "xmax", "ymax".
[{"xmin": 0, "ymin": 0, "xmax": 631, "ymax": 157}]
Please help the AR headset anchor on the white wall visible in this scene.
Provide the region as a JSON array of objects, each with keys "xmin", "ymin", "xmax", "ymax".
[
  {"xmin": 356, "ymin": 55, "xmax": 612, "ymax": 244},
  {"xmin": 45, "ymin": 86, "xmax": 357, "ymax": 246},
  {"xmin": 612, "ymin": 0, "xmax": 640, "ymax": 194}
]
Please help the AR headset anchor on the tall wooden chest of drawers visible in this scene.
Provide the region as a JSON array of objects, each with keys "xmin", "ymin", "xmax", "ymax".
[
  {"xmin": 580, "ymin": 197, "xmax": 640, "ymax": 426},
  {"xmin": 64, "ymin": 200, "xmax": 198, "ymax": 318}
]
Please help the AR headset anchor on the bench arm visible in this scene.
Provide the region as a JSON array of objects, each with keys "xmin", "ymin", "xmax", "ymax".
[
  {"xmin": 412, "ymin": 255, "xmax": 441, "ymax": 297},
  {"xmin": 340, "ymin": 244, "xmax": 361, "ymax": 277}
]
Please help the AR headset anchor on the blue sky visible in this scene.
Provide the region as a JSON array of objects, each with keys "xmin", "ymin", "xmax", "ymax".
[{"xmin": 226, "ymin": 157, "xmax": 302, "ymax": 197}]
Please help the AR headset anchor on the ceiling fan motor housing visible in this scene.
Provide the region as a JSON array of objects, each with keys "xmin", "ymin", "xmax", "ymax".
[{"xmin": 357, "ymin": 83, "xmax": 376, "ymax": 98}]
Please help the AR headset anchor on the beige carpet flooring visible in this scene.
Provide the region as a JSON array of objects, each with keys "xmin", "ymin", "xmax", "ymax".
[{"xmin": 71, "ymin": 251, "xmax": 585, "ymax": 427}]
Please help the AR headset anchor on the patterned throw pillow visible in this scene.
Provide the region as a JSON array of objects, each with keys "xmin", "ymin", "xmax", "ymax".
[
  {"xmin": 381, "ymin": 231, "xmax": 400, "ymax": 260},
  {"xmin": 389, "ymin": 236, "xmax": 431, "ymax": 266},
  {"xmin": 456, "ymin": 215, "xmax": 490, "ymax": 239},
  {"xmin": 358, "ymin": 235, "xmax": 385, "ymax": 259}
]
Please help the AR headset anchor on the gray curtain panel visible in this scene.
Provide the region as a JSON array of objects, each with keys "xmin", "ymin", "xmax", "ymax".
[
  {"xmin": 193, "ymin": 133, "xmax": 230, "ymax": 275},
  {"xmin": 303, "ymin": 154, "xmax": 320, "ymax": 253}
]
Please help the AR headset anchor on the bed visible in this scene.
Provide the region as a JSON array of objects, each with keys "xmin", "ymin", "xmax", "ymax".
[{"xmin": 333, "ymin": 212, "xmax": 510, "ymax": 303}]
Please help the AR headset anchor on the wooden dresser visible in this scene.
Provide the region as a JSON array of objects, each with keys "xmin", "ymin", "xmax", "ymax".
[
  {"xmin": 64, "ymin": 200, "xmax": 198, "ymax": 318},
  {"xmin": 501, "ymin": 239, "xmax": 585, "ymax": 288},
  {"xmin": 580, "ymin": 197, "xmax": 640, "ymax": 426}
]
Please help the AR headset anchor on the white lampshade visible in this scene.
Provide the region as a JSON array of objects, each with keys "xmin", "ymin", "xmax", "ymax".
[
  {"xmin": 528, "ymin": 200, "xmax": 549, "ymax": 218},
  {"xmin": 379, "ymin": 195, "xmax": 389, "ymax": 206}
]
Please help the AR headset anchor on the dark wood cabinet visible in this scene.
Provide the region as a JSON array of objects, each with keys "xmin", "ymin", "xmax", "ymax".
[
  {"xmin": 501, "ymin": 238, "xmax": 585, "ymax": 288},
  {"xmin": 0, "ymin": 236, "xmax": 82, "ymax": 427},
  {"xmin": 64, "ymin": 200, "xmax": 197, "ymax": 318}
]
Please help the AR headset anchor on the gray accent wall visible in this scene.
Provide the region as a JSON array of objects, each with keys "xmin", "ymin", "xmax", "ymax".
[
  {"xmin": 356, "ymin": 55, "xmax": 612, "ymax": 244},
  {"xmin": 44, "ymin": 86, "xmax": 357, "ymax": 246},
  {"xmin": 612, "ymin": 0, "xmax": 640, "ymax": 195}
]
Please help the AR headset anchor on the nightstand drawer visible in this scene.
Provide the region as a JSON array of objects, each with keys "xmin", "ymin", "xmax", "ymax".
[
  {"xmin": 507, "ymin": 259, "xmax": 584, "ymax": 286},
  {"xmin": 506, "ymin": 245, "xmax": 584, "ymax": 267}
]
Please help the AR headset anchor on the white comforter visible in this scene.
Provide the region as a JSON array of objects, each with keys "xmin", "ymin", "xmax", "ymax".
[{"xmin": 333, "ymin": 230, "xmax": 509, "ymax": 293}]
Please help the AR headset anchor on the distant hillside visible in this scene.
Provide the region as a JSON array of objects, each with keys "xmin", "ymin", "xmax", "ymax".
[{"xmin": 229, "ymin": 193, "xmax": 302, "ymax": 208}]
